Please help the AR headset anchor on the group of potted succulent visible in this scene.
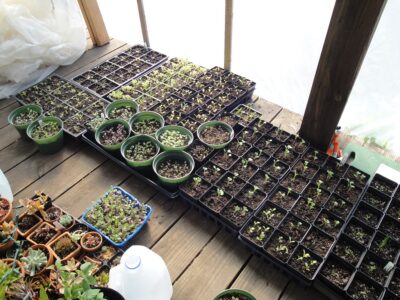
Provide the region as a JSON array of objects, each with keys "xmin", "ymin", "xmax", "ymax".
[{"xmin": 0, "ymin": 191, "xmax": 124, "ymax": 299}]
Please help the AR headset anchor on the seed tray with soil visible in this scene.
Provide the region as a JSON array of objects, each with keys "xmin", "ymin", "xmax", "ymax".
[
  {"xmin": 320, "ymin": 256, "xmax": 354, "ymax": 290},
  {"xmin": 302, "ymin": 182, "xmax": 331, "ymax": 206},
  {"xmin": 240, "ymin": 218, "xmax": 273, "ymax": 247},
  {"xmin": 362, "ymin": 188, "xmax": 391, "ymax": 212},
  {"xmin": 262, "ymin": 158, "xmax": 289, "ymax": 180},
  {"xmin": 302, "ymin": 148, "xmax": 328, "ymax": 166},
  {"xmin": 180, "ymin": 176, "xmax": 211, "ymax": 200},
  {"xmin": 237, "ymin": 128, "xmax": 262, "ymax": 145},
  {"xmin": 27, "ymin": 222, "xmax": 59, "ymax": 245},
  {"xmin": 230, "ymin": 159, "xmax": 258, "ymax": 181},
  {"xmin": 287, "ymin": 135, "xmax": 309, "ymax": 154},
  {"xmin": 244, "ymin": 148, "xmax": 269, "ymax": 168},
  {"xmin": 203, "ymin": 100, "xmax": 223, "ymax": 115},
  {"xmin": 279, "ymin": 213, "xmax": 310, "ymax": 241},
  {"xmin": 200, "ymin": 187, "xmax": 232, "ymax": 214},
  {"xmin": 227, "ymin": 139, "xmax": 251, "ymax": 156},
  {"xmin": 267, "ymin": 127, "xmax": 290, "ymax": 143},
  {"xmin": 387, "ymin": 200, "xmax": 400, "ymax": 222},
  {"xmin": 163, "ymin": 95, "xmax": 184, "ymax": 109},
  {"xmin": 34, "ymin": 95, "xmax": 61, "ymax": 111},
  {"xmin": 179, "ymin": 117, "xmax": 200, "ymax": 134},
  {"xmin": 231, "ymin": 104, "xmax": 261, "ymax": 126},
  {"xmin": 152, "ymin": 102, "xmax": 171, "ymax": 116},
  {"xmin": 45, "ymin": 102, "xmax": 78, "ymax": 121},
  {"xmin": 347, "ymin": 273, "xmax": 383, "ymax": 300},
  {"xmin": 323, "ymin": 157, "xmax": 349, "ymax": 177},
  {"xmin": 333, "ymin": 235, "xmax": 365, "ymax": 267},
  {"xmin": 345, "ymin": 166, "xmax": 370, "ymax": 188},
  {"xmin": 254, "ymin": 136, "xmax": 281, "ymax": 155},
  {"xmin": 313, "ymin": 170, "xmax": 340, "ymax": 194},
  {"xmin": 164, "ymin": 110, "xmax": 185, "ymax": 124},
  {"xmin": 324, "ymin": 194, "xmax": 353, "ymax": 220},
  {"xmin": 379, "ymin": 216, "xmax": 400, "ymax": 243},
  {"xmin": 370, "ymin": 232, "xmax": 399, "ymax": 262},
  {"xmin": 136, "ymin": 95, "xmax": 160, "ymax": 110},
  {"xmin": 256, "ymin": 201, "xmax": 286, "ymax": 227},
  {"xmin": 64, "ymin": 113, "xmax": 90, "ymax": 136},
  {"xmin": 314, "ymin": 210, "xmax": 344, "ymax": 238},
  {"xmin": 192, "ymin": 108, "xmax": 213, "ymax": 123},
  {"xmin": 51, "ymin": 83, "xmax": 82, "ymax": 101},
  {"xmin": 293, "ymin": 159, "xmax": 319, "ymax": 179},
  {"xmin": 187, "ymin": 140, "xmax": 213, "ymax": 163},
  {"xmin": 264, "ymin": 230, "xmax": 297, "ymax": 263},
  {"xmin": 370, "ymin": 174, "xmax": 398, "ymax": 196},
  {"xmin": 236, "ymin": 184, "xmax": 267, "ymax": 210},
  {"xmin": 292, "ymin": 197, "xmax": 320, "ymax": 223},
  {"xmin": 354, "ymin": 202, "xmax": 382, "ymax": 229},
  {"xmin": 289, "ymin": 246, "xmax": 323, "ymax": 280},
  {"xmin": 177, "ymin": 101, "xmax": 197, "ymax": 115},
  {"xmin": 335, "ymin": 179, "xmax": 363, "ymax": 204},
  {"xmin": 273, "ymin": 145, "xmax": 299, "ymax": 166},
  {"xmin": 249, "ymin": 118, "xmax": 273, "ymax": 135},
  {"xmin": 344, "ymin": 218, "xmax": 374, "ymax": 247},
  {"xmin": 359, "ymin": 252, "xmax": 391, "ymax": 286},
  {"xmin": 210, "ymin": 149, "xmax": 238, "ymax": 170},
  {"xmin": 195, "ymin": 162, "xmax": 224, "ymax": 184},
  {"xmin": 388, "ymin": 269, "xmax": 400, "ymax": 297},
  {"xmin": 216, "ymin": 172, "xmax": 246, "ymax": 197},
  {"xmin": 220, "ymin": 199, "xmax": 253, "ymax": 229},
  {"xmin": 302, "ymin": 227, "xmax": 334, "ymax": 258},
  {"xmin": 214, "ymin": 112, "xmax": 239, "ymax": 128},
  {"xmin": 191, "ymin": 93, "xmax": 210, "ymax": 106},
  {"xmin": 82, "ymin": 100, "xmax": 109, "ymax": 118},
  {"xmin": 249, "ymin": 170, "xmax": 278, "ymax": 194},
  {"xmin": 270, "ymin": 186, "xmax": 299, "ymax": 210},
  {"xmin": 280, "ymin": 172, "xmax": 309, "ymax": 194},
  {"xmin": 67, "ymin": 92, "xmax": 99, "ymax": 110}
]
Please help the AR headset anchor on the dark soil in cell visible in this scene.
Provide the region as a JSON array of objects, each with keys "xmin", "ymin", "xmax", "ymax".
[
  {"xmin": 46, "ymin": 103, "xmax": 77, "ymax": 121},
  {"xmin": 179, "ymin": 118, "xmax": 200, "ymax": 133},
  {"xmin": 192, "ymin": 109, "xmax": 212, "ymax": 123},
  {"xmin": 252, "ymin": 118, "xmax": 273, "ymax": 135},
  {"xmin": 68, "ymin": 92, "xmax": 98, "ymax": 110},
  {"xmin": 215, "ymin": 113, "xmax": 238, "ymax": 128},
  {"xmin": 321, "ymin": 259, "xmax": 352, "ymax": 288},
  {"xmin": 200, "ymin": 187, "xmax": 231, "ymax": 213},
  {"xmin": 303, "ymin": 148, "xmax": 327, "ymax": 166},
  {"xmin": 389, "ymin": 270, "xmax": 400, "ymax": 297},
  {"xmin": 333, "ymin": 237, "xmax": 363, "ymax": 266},
  {"xmin": 273, "ymin": 145, "xmax": 299, "ymax": 166},
  {"xmin": 187, "ymin": 141, "xmax": 212, "ymax": 162},
  {"xmin": 211, "ymin": 150, "xmax": 238, "ymax": 170},
  {"xmin": 324, "ymin": 157, "xmax": 348, "ymax": 177},
  {"xmin": 217, "ymin": 173, "xmax": 246, "ymax": 197},
  {"xmin": 270, "ymin": 188, "xmax": 298, "ymax": 210},
  {"xmin": 242, "ymin": 219, "xmax": 272, "ymax": 246},
  {"xmin": 303, "ymin": 184, "xmax": 330, "ymax": 207},
  {"xmin": 293, "ymin": 160, "xmax": 318, "ymax": 179},
  {"xmin": 177, "ymin": 101, "xmax": 197, "ymax": 115},
  {"xmin": 362, "ymin": 189, "xmax": 390, "ymax": 211},
  {"xmin": 380, "ymin": 217, "xmax": 400, "ymax": 242},
  {"xmin": 257, "ymin": 202, "xmax": 286, "ymax": 227},
  {"xmin": 196, "ymin": 162, "xmax": 224, "ymax": 184},
  {"xmin": 221, "ymin": 200, "xmax": 252, "ymax": 228},
  {"xmin": 387, "ymin": 200, "xmax": 400, "ymax": 221},
  {"xmin": 335, "ymin": 179, "xmax": 362, "ymax": 204},
  {"xmin": 164, "ymin": 95, "xmax": 183, "ymax": 108},
  {"xmin": 292, "ymin": 197, "xmax": 320, "ymax": 223},
  {"xmin": 370, "ymin": 233, "xmax": 399, "ymax": 262},
  {"xmin": 315, "ymin": 211, "xmax": 343, "ymax": 237},
  {"xmin": 280, "ymin": 172, "xmax": 308, "ymax": 194},
  {"xmin": 287, "ymin": 135, "xmax": 309, "ymax": 154},
  {"xmin": 244, "ymin": 148, "xmax": 269, "ymax": 168},
  {"xmin": 99, "ymin": 124, "xmax": 128, "ymax": 145},
  {"xmin": 164, "ymin": 110, "xmax": 184, "ymax": 124},
  {"xmin": 255, "ymin": 137, "xmax": 281, "ymax": 155},
  {"xmin": 157, "ymin": 159, "xmax": 191, "ymax": 179},
  {"xmin": 325, "ymin": 194, "xmax": 353, "ymax": 220},
  {"xmin": 180, "ymin": 176, "xmax": 211, "ymax": 199},
  {"xmin": 249, "ymin": 170, "xmax": 277, "ymax": 194},
  {"xmin": 174, "ymin": 87, "xmax": 196, "ymax": 100},
  {"xmin": 345, "ymin": 167, "xmax": 370, "ymax": 188},
  {"xmin": 354, "ymin": 203, "xmax": 381, "ymax": 228},
  {"xmin": 262, "ymin": 159, "xmax": 289, "ymax": 179},
  {"xmin": 227, "ymin": 139, "xmax": 251, "ymax": 156},
  {"xmin": 289, "ymin": 247, "xmax": 321, "ymax": 279},
  {"xmin": 268, "ymin": 127, "xmax": 290, "ymax": 142},
  {"xmin": 279, "ymin": 214, "xmax": 309, "ymax": 241},
  {"xmin": 236, "ymin": 184, "xmax": 266, "ymax": 210},
  {"xmin": 204, "ymin": 100, "xmax": 223, "ymax": 115},
  {"xmin": 371, "ymin": 176, "xmax": 397, "ymax": 196},
  {"xmin": 238, "ymin": 128, "xmax": 262, "ymax": 144},
  {"xmin": 18, "ymin": 214, "xmax": 40, "ymax": 233},
  {"xmin": 191, "ymin": 93, "xmax": 210, "ymax": 106},
  {"xmin": 360, "ymin": 254, "xmax": 389, "ymax": 285},
  {"xmin": 348, "ymin": 276, "xmax": 382, "ymax": 300},
  {"xmin": 30, "ymin": 224, "xmax": 57, "ymax": 244},
  {"xmin": 230, "ymin": 160, "xmax": 257, "ymax": 181},
  {"xmin": 303, "ymin": 228, "xmax": 334, "ymax": 257},
  {"xmin": 313, "ymin": 169, "xmax": 340, "ymax": 192},
  {"xmin": 200, "ymin": 194, "xmax": 227, "ymax": 214},
  {"xmin": 200, "ymin": 126, "xmax": 231, "ymax": 145},
  {"xmin": 345, "ymin": 221, "xmax": 373, "ymax": 246},
  {"xmin": 265, "ymin": 232, "xmax": 296, "ymax": 262}
]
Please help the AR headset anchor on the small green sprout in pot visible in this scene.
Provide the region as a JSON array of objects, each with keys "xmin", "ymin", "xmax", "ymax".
[
  {"xmin": 105, "ymin": 100, "xmax": 139, "ymax": 121},
  {"xmin": 155, "ymin": 125, "xmax": 193, "ymax": 151},
  {"xmin": 213, "ymin": 288, "xmax": 257, "ymax": 300},
  {"xmin": 27, "ymin": 116, "xmax": 64, "ymax": 154},
  {"xmin": 130, "ymin": 111, "xmax": 165, "ymax": 136},
  {"xmin": 198, "ymin": 121, "xmax": 234, "ymax": 149},
  {"xmin": 86, "ymin": 116, "xmax": 106, "ymax": 133},
  {"xmin": 95, "ymin": 119, "xmax": 130, "ymax": 152},
  {"xmin": 153, "ymin": 151, "xmax": 195, "ymax": 185},
  {"xmin": 121, "ymin": 135, "xmax": 160, "ymax": 168},
  {"xmin": 8, "ymin": 104, "xmax": 43, "ymax": 139}
]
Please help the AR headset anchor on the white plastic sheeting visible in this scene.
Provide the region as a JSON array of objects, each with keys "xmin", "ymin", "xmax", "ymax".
[{"xmin": 0, "ymin": 0, "xmax": 86, "ymax": 98}]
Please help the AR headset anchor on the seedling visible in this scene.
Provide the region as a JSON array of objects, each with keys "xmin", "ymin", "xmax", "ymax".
[
  {"xmin": 193, "ymin": 176, "xmax": 202, "ymax": 186},
  {"xmin": 366, "ymin": 261, "xmax": 377, "ymax": 273},
  {"xmin": 223, "ymin": 149, "xmax": 232, "ymax": 159},
  {"xmin": 313, "ymin": 150, "xmax": 319, "ymax": 161},
  {"xmin": 247, "ymin": 186, "xmax": 259, "ymax": 198},
  {"xmin": 262, "ymin": 207, "xmax": 276, "ymax": 222},
  {"xmin": 306, "ymin": 198, "xmax": 316, "ymax": 210},
  {"xmin": 272, "ymin": 159, "xmax": 281, "ymax": 173},
  {"xmin": 378, "ymin": 235, "xmax": 390, "ymax": 249},
  {"xmin": 276, "ymin": 236, "xmax": 296, "ymax": 254},
  {"xmin": 233, "ymin": 205, "xmax": 249, "ymax": 217},
  {"xmin": 288, "ymin": 220, "xmax": 303, "ymax": 232},
  {"xmin": 296, "ymin": 249, "xmax": 317, "ymax": 272},
  {"xmin": 327, "ymin": 170, "xmax": 334, "ymax": 181},
  {"xmin": 216, "ymin": 188, "xmax": 225, "ymax": 197},
  {"xmin": 291, "ymin": 170, "xmax": 298, "ymax": 181},
  {"xmin": 355, "ymin": 171, "xmax": 367, "ymax": 182},
  {"xmin": 303, "ymin": 161, "xmax": 309, "ymax": 173},
  {"xmin": 283, "ymin": 145, "xmax": 292, "ymax": 157},
  {"xmin": 241, "ymin": 159, "xmax": 249, "ymax": 169},
  {"xmin": 264, "ymin": 174, "xmax": 271, "ymax": 183},
  {"xmin": 346, "ymin": 179, "xmax": 355, "ymax": 191}
]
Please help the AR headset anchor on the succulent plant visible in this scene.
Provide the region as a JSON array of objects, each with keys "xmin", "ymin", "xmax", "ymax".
[
  {"xmin": 59, "ymin": 214, "xmax": 73, "ymax": 227},
  {"xmin": 21, "ymin": 248, "xmax": 47, "ymax": 276},
  {"xmin": 0, "ymin": 221, "xmax": 15, "ymax": 243}
]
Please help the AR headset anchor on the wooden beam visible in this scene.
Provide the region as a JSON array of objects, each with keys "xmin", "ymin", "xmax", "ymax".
[
  {"xmin": 78, "ymin": 0, "xmax": 110, "ymax": 47},
  {"xmin": 224, "ymin": 0, "xmax": 233, "ymax": 70},
  {"xmin": 299, "ymin": 0, "xmax": 387, "ymax": 150},
  {"xmin": 137, "ymin": 0, "xmax": 150, "ymax": 48}
]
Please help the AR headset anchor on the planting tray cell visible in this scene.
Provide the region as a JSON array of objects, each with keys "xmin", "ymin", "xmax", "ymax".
[{"xmin": 81, "ymin": 186, "xmax": 152, "ymax": 247}]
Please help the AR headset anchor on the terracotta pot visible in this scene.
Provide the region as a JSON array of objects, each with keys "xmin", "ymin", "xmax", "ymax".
[
  {"xmin": 27, "ymin": 222, "xmax": 60, "ymax": 246},
  {"xmin": 54, "ymin": 215, "xmax": 76, "ymax": 232},
  {"xmin": 0, "ymin": 198, "xmax": 12, "ymax": 223},
  {"xmin": 4, "ymin": 258, "xmax": 25, "ymax": 277},
  {"xmin": 22, "ymin": 244, "xmax": 54, "ymax": 276},
  {"xmin": 17, "ymin": 212, "xmax": 43, "ymax": 238},
  {"xmin": 0, "ymin": 230, "xmax": 18, "ymax": 252},
  {"xmin": 80, "ymin": 231, "xmax": 103, "ymax": 253},
  {"xmin": 48, "ymin": 232, "xmax": 82, "ymax": 262},
  {"xmin": 44, "ymin": 206, "xmax": 62, "ymax": 223}
]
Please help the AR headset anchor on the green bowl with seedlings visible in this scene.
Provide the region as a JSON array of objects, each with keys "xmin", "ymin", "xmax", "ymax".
[
  {"xmin": 27, "ymin": 116, "xmax": 64, "ymax": 154},
  {"xmin": 153, "ymin": 150, "xmax": 195, "ymax": 185},
  {"xmin": 8, "ymin": 104, "xmax": 43, "ymax": 139},
  {"xmin": 213, "ymin": 289, "xmax": 256, "ymax": 300},
  {"xmin": 155, "ymin": 125, "xmax": 193, "ymax": 151},
  {"xmin": 105, "ymin": 100, "xmax": 139, "ymax": 121},
  {"xmin": 197, "ymin": 121, "xmax": 234, "ymax": 149},
  {"xmin": 95, "ymin": 119, "xmax": 130, "ymax": 152},
  {"xmin": 121, "ymin": 135, "xmax": 160, "ymax": 168},
  {"xmin": 129, "ymin": 111, "xmax": 165, "ymax": 136}
]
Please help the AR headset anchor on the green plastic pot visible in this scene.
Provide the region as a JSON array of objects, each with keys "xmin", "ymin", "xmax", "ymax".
[
  {"xmin": 95, "ymin": 119, "xmax": 130, "ymax": 152},
  {"xmin": 197, "ymin": 121, "xmax": 234, "ymax": 149},
  {"xmin": 8, "ymin": 104, "xmax": 43, "ymax": 139},
  {"xmin": 129, "ymin": 111, "xmax": 165, "ymax": 136},
  {"xmin": 155, "ymin": 125, "xmax": 193, "ymax": 151},
  {"xmin": 26, "ymin": 116, "xmax": 64, "ymax": 154},
  {"xmin": 121, "ymin": 135, "xmax": 160, "ymax": 168},
  {"xmin": 152, "ymin": 151, "xmax": 194, "ymax": 185},
  {"xmin": 105, "ymin": 100, "xmax": 139, "ymax": 120},
  {"xmin": 213, "ymin": 289, "xmax": 257, "ymax": 300}
]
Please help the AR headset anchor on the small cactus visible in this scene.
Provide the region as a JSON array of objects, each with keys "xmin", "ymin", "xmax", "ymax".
[{"xmin": 21, "ymin": 248, "xmax": 47, "ymax": 276}]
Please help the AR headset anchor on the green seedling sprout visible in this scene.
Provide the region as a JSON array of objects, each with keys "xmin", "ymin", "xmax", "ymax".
[
  {"xmin": 216, "ymin": 188, "xmax": 225, "ymax": 197},
  {"xmin": 283, "ymin": 145, "xmax": 292, "ymax": 157},
  {"xmin": 327, "ymin": 170, "xmax": 334, "ymax": 181},
  {"xmin": 379, "ymin": 235, "xmax": 390, "ymax": 249},
  {"xmin": 303, "ymin": 161, "xmax": 309, "ymax": 173},
  {"xmin": 193, "ymin": 176, "xmax": 202, "ymax": 186},
  {"xmin": 306, "ymin": 198, "xmax": 316, "ymax": 210},
  {"xmin": 247, "ymin": 186, "xmax": 259, "ymax": 198}
]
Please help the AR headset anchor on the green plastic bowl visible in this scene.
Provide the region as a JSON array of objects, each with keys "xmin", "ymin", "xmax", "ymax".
[
  {"xmin": 152, "ymin": 151, "xmax": 194, "ymax": 185},
  {"xmin": 197, "ymin": 121, "xmax": 234, "ymax": 149},
  {"xmin": 26, "ymin": 116, "xmax": 64, "ymax": 154},
  {"xmin": 8, "ymin": 104, "xmax": 43, "ymax": 139},
  {"xmin": 155, "ymin": 125, "xmax": 193, "ymax": 151},
  {"xmin": 105, "ymin": 100, "xmax": 139, "ymax": 120},
  {"xmin": 129, "ymin": 111, "xmax": 165, "ymax": 136},
  {"xmin": 213, "ymin": 289, "xmax": 257, "ymax": 300},
  {"xmin": 121, "ymin": 135, "xmax": 160, "ymax": 168},
  {"xmin": 95, "ymin": 119, "xmax": 130, "ymax": 152}
]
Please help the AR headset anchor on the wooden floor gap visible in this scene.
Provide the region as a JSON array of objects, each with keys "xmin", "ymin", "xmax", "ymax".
[
  {"xmin": 227, "ymin": 254, "xmax": 253, "ymax": 289},
  {"xmin": 278, "ymin": 279, "xmax": 293, "ymax": 300}
]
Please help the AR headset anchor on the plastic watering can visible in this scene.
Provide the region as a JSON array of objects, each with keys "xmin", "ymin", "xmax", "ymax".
[{"xmin": 108, "ymin": 245, "xmax": 173, "ymax": 300}]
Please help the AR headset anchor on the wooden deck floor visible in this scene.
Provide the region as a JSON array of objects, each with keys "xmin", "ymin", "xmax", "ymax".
[{"xmin": 0, "ymin": 40, "xmax": 328, "ymax": 300}]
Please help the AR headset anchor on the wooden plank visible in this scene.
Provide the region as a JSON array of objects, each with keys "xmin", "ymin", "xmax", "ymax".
[
  {"xmin": 253, "ymin": 96, "xmax": 283, "ymax": 122},
  {"xmin": 299, "ymin": 0, "xmax": 387, "ymax": 150},
  {"xmin": 14, "ymin": 147, "xmax": 106, "ymax": 199},
  {"xmin": 78, "ymin": 0, "xmax": 110, "ymax": 46},
  {"xmin": 0, "ymin": 98, "xmax": 16, "ymax": 110},
  {"xmin": 280, "ymin": 280, "xmax": 327, "ymax": 300},
  {"xmin": 6, "ymin": 142, "xmax": 81, "ymax": 195},
  {"xmin": 224, "ymin": 0, "xmax": 233, "ymax": 70},
  {"xmin": 0, "ymin": 139, "xmax": 37, "ymax": 173},
  {"xmin": 0, "ymin": 125, "xmax": 20, "ymax": 151},
  {"xmin": 230, "ymin": 256, "xmax": 290, "ymax": 300},
  {"xmin": 0, "ymin": 102, "xmax": 19, "ymax": 128},
  {"xmin": 152, "ymin": 209, "xmax": 220, "ymax": 282},
  {"xmin": 119, "ymin": 175, "xmax": 158, "ymax": 204},
  {"xmin": 173, "ymin": 230, "xmax": 251, "ymax": 300},
  {"xmin": 271, "ymin": 108, "xmax": 302, "ymax": 134}
]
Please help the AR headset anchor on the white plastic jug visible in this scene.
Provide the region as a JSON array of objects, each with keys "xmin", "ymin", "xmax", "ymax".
[{"xmin": 108, "ymin": 245, "xmax": 173, "ymax": 300}]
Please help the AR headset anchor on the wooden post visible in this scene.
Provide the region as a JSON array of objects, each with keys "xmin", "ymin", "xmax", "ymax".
[
  {"xmin": 224, "ymin": 0, "xmax": 233, "ymax": 70},
  {"xmin": 137, "ymin": 0, "xmax": 150, "ymax": 48},
  {"xmin": 299, "ymin": 0, "xmax": 387, "ymax": 150},
  {"xmin": 78, "ymin": 0, "xmax": 110, "ymax": 47}
]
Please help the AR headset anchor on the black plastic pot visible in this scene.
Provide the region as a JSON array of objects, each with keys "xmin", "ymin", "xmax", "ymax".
[{"xmin": 99, "ymin": 287, "xmax": 125, "ymax": 300}]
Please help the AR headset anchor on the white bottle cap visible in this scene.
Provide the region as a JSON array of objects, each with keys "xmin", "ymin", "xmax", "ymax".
[{"xmin": 125, "ymin": 255, "xmax": 141, "ymax": 270}]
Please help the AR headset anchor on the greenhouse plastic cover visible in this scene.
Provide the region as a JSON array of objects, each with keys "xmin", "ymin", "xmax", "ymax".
[{"xmin": 0, "ymin": 0, "xmax": 86, "ymax": 98}]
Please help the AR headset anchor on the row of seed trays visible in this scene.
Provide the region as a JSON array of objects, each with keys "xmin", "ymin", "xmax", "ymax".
[
  {"xmin": 0, "ymin": 191, "xmax": 125, "ymax": 299},
  {"xmin": 13, "ymin": 74, "xmax": 109, "ymax": 138},
  {"xmin": 72, "ymin": 45, "xmax": 167, "ymax": 97}
]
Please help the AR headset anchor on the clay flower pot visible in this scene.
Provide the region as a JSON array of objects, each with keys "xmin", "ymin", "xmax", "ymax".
[
  {"xmin": 44, "ymin": 206, "xmax": 62, "ymax": 223},
  {"xmin": 0, "ymin": 230, "xmax": 18, "ymax": 252},
  {"xmin": 48, "ymin": 232, "xmax": 81, "ymax": 262},
  {"xmin": 0, "ymin": 197, "xmax": 12, "ymax": 223},
  {"xmin": 22, "ymin": 244, "xmax": 54, "ymax": 276},
  {"xmin": 17, "ymin": 212, "xmax": 43, "ymax": 238},
  {"xmin": 27, "ymin": 222, "xmax": 60, "ymax": 246},
  {"xmin": 80, "ymin": 231, "xmax": 103, "ymax": 252}
]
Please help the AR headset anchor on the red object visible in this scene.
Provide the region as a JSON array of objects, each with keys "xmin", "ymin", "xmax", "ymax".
[{"xmin": 327, "ymin": 130, "xmax": 343, "ymax": 158}]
